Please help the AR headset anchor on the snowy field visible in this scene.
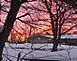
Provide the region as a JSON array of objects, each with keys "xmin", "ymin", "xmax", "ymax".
[{"xmin": 3, "ymin": 42, "xmax": 77, "ymax": 61}]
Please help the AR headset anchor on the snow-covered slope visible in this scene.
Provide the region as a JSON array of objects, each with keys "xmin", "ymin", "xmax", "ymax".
[{"xmin": 3, "ymin": 42, "xmax": 77, "ymax": 61}]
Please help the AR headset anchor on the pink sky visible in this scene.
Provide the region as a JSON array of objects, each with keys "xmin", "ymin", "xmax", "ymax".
[{"xmin": 1, "ymin": 0, "xmax": 77, "ymax": 36}]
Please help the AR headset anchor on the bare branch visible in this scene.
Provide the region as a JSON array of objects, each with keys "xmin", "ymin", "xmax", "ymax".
[
  {"xmin": 62, "ymin": 24, "xmax": 77, "ymax": 34},
  {"xmin": 16, "ymin": 13, "xmax": 30, "ymax": 19}
]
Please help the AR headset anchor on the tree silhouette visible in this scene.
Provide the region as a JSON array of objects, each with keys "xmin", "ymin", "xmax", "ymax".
[
  {"xmin": 41, "ymin": 0, "xmax": 77, "ymax": 51},
  {"xmin": 0, "ymin": 0, "xmax": 36, "ymax": 60}
]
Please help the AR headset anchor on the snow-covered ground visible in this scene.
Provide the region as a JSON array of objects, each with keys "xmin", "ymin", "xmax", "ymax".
[{"xmin": 3, "ymin": 42, "xmax": 77, "ymax": 61}]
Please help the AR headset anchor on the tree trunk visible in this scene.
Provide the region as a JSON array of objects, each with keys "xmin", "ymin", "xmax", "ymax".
[
  {"xmin": 52, "ymin": 34, "xmax": 58, "ymax": 51},
  {"xmin": 52, "ymin": 39, "xmax": 58, "ymax": 52},
  {"xmin": 52, "ymin": 34, "xmax": 61, "ymax": 52},
  {"xmin": 0, "ymin": 0, "xmax": 21, "ymax": 60}
]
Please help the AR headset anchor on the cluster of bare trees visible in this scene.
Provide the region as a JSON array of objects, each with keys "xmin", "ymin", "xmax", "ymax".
[{"xmin": 0, "ymin": 0, "xmax": 77, "ymax": 61}]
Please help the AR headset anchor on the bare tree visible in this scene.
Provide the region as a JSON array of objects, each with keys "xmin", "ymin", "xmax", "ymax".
[
  {"xmin": 40, "ymin": 0, "xmax": 77, "ymax": 51},
  {"xmin": 0, "ymin": 0, "xmax": 37, "ymax": 60}
]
